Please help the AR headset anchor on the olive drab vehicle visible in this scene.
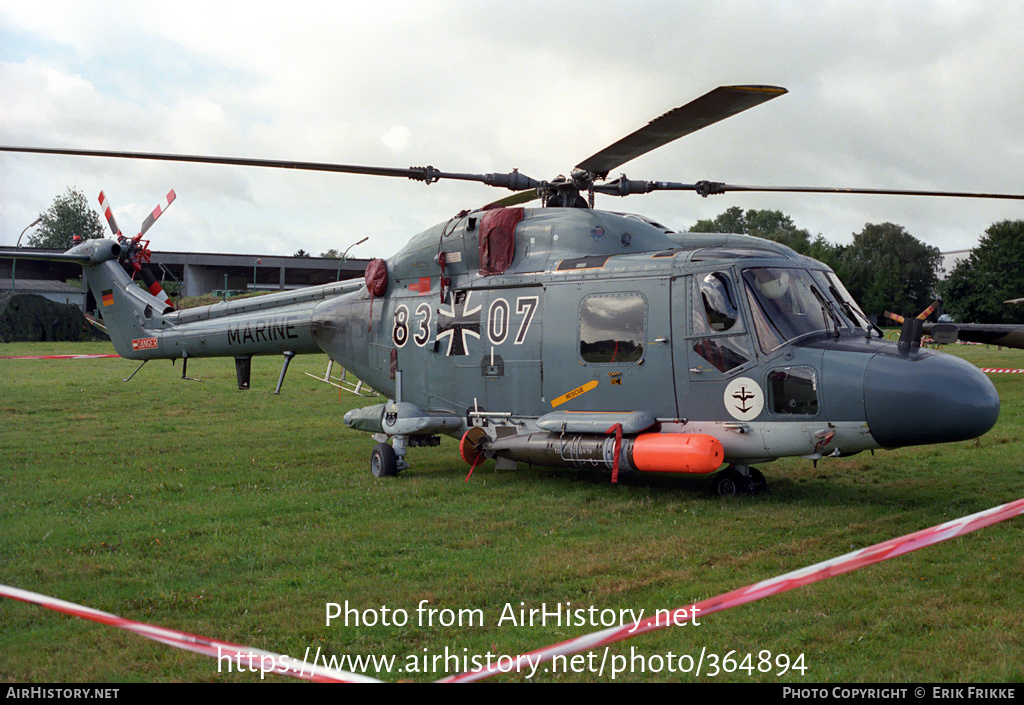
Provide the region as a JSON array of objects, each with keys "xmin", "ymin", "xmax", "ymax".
[{"xmin": 4, "ymin": 85, "xmax": 1019, "ymax": 494}]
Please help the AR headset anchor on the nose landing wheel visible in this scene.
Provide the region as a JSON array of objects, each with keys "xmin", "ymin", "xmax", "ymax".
[{"xmin": 711, "ymin": 465, "xmax": 767, "ymax": 496}]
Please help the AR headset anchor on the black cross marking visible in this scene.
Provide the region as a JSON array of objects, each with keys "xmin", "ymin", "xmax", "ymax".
[{"xmin": 437, "ymin": 290, "xmax": 481, "ymax": 356}]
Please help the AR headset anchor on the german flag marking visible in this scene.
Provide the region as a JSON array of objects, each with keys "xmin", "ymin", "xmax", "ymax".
[{"xmin": 101, "ymin": 290, "xmax": 114, "ymax": 307}]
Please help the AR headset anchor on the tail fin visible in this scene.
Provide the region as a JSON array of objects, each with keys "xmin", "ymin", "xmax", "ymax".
[
  {"xmin": 5, "ymin": 237, "xmax": 171, "ymax": 358},
  {"xmin": 85, "ymin": 263, "xmax": 175, "ymax": 358},
  {"xmin": 62, "ymin": 238, "xmax": 175, "ymax": 359}
]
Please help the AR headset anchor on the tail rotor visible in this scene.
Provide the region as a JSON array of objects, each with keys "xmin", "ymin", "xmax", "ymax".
[
  {"xmin": 883, "ymin": 300, "xmax": 940, "ymax": 326},
  {"xmin": 884, "ymin": 300, "xmax": 941, "ymax": 349},
  {"xmin": 97, "ymin": 189, "xmax": 177, "ymax": 311}
]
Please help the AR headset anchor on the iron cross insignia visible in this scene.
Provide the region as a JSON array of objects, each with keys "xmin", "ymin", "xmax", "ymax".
[{"xmin": 436, "ymin": 290, "xmax": 481, "ymax": 356}]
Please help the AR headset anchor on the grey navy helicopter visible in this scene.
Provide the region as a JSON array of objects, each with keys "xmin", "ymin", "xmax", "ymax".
[{"xmin": 3, "ymin": 84, "xmax": 1018, "ymax": 495}]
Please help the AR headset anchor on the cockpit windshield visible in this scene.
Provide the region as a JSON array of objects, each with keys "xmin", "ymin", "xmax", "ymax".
[
  {"xmin": 816, "ymin": 270, "xmax": 873, "ymax": 334},
  {"xmin": 742, "ymin": 267, "xmax": 850, "ymax": 353}
]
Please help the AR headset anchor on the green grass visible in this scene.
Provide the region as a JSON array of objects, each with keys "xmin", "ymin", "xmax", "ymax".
[{"xmin": 1, "ymin": 342, "xmax": 1022, "ymax": 683}]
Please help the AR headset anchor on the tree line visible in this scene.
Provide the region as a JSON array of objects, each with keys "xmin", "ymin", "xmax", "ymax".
[{"xmin": 690, "ymin": 207, "xmax": 1024, "ymax": 325}]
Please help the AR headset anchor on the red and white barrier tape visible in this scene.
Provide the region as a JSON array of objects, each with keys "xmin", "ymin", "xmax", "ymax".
[
  {"xmin": 0, "ymin": 354, "xmax": 121, "ymax": 360},
  {"xmin": 0, "ymin": 585, "xmax": 380, "ymax": 683},
  {"xmin": 439, "ymin": 497, "xmax": 1024, "ymax": 682},
  {"xmin": 980, "ymin": 368, "xmax": 1024, "ymax": 374}
]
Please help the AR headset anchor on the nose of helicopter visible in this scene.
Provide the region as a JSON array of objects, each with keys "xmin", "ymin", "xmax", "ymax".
[{"xmin": 864, "ymin": 350, "xmax": 1000, "ymax": 448}]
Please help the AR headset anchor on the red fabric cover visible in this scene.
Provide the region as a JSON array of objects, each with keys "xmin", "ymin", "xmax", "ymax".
[
  {"xmin": 364, "ymin": 258, "xmax": 388, "ymax": 332},
  {"xmin": 479, "ymin": 207, "xmax": 523, "ymax": 276},
  {"xmin": 364, "ymin": 258, "xmax": 388, "ymax": 296}
]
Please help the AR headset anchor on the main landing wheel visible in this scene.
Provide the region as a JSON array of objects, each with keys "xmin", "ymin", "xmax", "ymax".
[
  {"xmin": 370, "ymin": 442, "xmax": 400, "ymax": 478},
  {"xmin": 746, "ymin": 467, "xmax": 768, "ymax": 494},
  {"xmin": 711, "ymin": 465, "xmax": 767, "ymax": 496},
  {"xmin": 712, "ymin": 467, "xmax": 745, "ymax": 496}
]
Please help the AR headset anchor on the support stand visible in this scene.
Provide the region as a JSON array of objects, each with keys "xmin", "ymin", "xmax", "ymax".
[
  {"xmin": 274, "ymin": 351, "xmax": 296, "ymax": 395},
  {"xmin": 122, "ymin": 359, "xmax": 148, "ymax": 382},
  {"xmin": 235, "ymin": 356, "xmax": 252, "ymax": 390}
]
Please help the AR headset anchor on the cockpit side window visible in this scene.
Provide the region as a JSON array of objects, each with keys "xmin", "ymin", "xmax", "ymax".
[
  {"xmin": 692, "ymin": 336, "xmax": 754, "ymax": 373},
  {"xmin": 695, "ymin": 271, "xmax": 741, "ymax": 335},
  {"xmin": 689, "ymin": 270, "xmax": 754, "ymax": 373}
]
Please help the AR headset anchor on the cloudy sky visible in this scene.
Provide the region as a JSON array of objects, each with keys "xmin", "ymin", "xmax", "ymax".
[{"xmin": 2, "ymin": 1, "xmax": 1022, "ymax": 260}]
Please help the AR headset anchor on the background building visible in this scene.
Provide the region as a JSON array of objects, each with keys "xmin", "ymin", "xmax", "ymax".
[{"xmin": 0, "ymin": 248, "xmax": 369, "ymax": 310}]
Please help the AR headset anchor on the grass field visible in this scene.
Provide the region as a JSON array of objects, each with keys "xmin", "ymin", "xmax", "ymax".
[{"xmin": 1, "ymin": 341, "xmax": 1022, "ymax": 683}]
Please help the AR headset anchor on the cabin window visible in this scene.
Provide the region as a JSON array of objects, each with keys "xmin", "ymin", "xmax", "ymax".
[
  {"xmin": 695, "ymin": 271, "xmax": 741, "ymax": 334},
  {"xmin": 768, "ymin": 366, "xmax": 819, "ymax": 415},
  {"xmin": 579, "ymin": 293, "xmax": 645, "ymax": 364}
]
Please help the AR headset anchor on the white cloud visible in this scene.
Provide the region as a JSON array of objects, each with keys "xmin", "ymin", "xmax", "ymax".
[
  {"xmin": 2, "ymin": 1, "xmax": 1022, "ymax": 256},
  {"xmin": 380, "ymin": 126, "xmax": 411, "ymax": 153}
]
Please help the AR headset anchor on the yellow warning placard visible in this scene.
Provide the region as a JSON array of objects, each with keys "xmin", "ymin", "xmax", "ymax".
[{"xmin": 551, "ymin": 380, "xmax": 598, "ymax": 408}]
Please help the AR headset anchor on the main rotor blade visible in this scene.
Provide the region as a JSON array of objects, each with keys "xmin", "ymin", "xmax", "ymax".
[
  {"xmin": 0, "ymin": 146, "xmax": 540, "ymax": 191},
  {"xmin": 695, "ymin": 182, "xmax": 1024, "ymax": 200},
  {"xmin": 484, "ymin": 189, "xmax": 541, "ymax": 209},
  {"xmin": 0, "ymin": 247, "xmax": 91, "ymax": 263},
  {"xmin": 592, "ymin": 177, "xmax": 1024, "ymax": 201},
  {"xmin": 575, "ymin": 85, "xmax": 787, "ymax": 177}
]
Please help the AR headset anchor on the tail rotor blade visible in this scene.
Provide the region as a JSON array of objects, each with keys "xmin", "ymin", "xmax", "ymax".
[
  {"xmin": 138, "ymin": 265, "xmax": 175, "ymax": 311},
  {"xmin": 140, "ymin": 189, "xmax": 177, "ymax": 236},
  {"xmin": 885, "ymin": 300, "xmax": 939, "ymax": 327},
  {"xmin": 97, "ymin": 191, "xmax": 122, "ymax": 237},
  {"xmin": 916, "ymin": 300, "xmax": 940, "ymax": 320}
]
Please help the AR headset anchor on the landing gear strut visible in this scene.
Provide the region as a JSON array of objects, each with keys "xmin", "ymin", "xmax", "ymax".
[
  {"xmin": 369, "ymin": 372, "xmax": 413, "ymax": 478},
  {"xmin": 711, "ymin": 464, "xmax": 767, "ymax": 496}
]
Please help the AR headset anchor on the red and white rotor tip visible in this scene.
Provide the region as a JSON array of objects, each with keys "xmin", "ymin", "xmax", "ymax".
[
  {"xmin": 97, "ymin": 190, "xmax": 122, "ymax": 238},
  {"xmin": 140, "ymin": 189, "xmax": 177, "ymax": 236}
]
